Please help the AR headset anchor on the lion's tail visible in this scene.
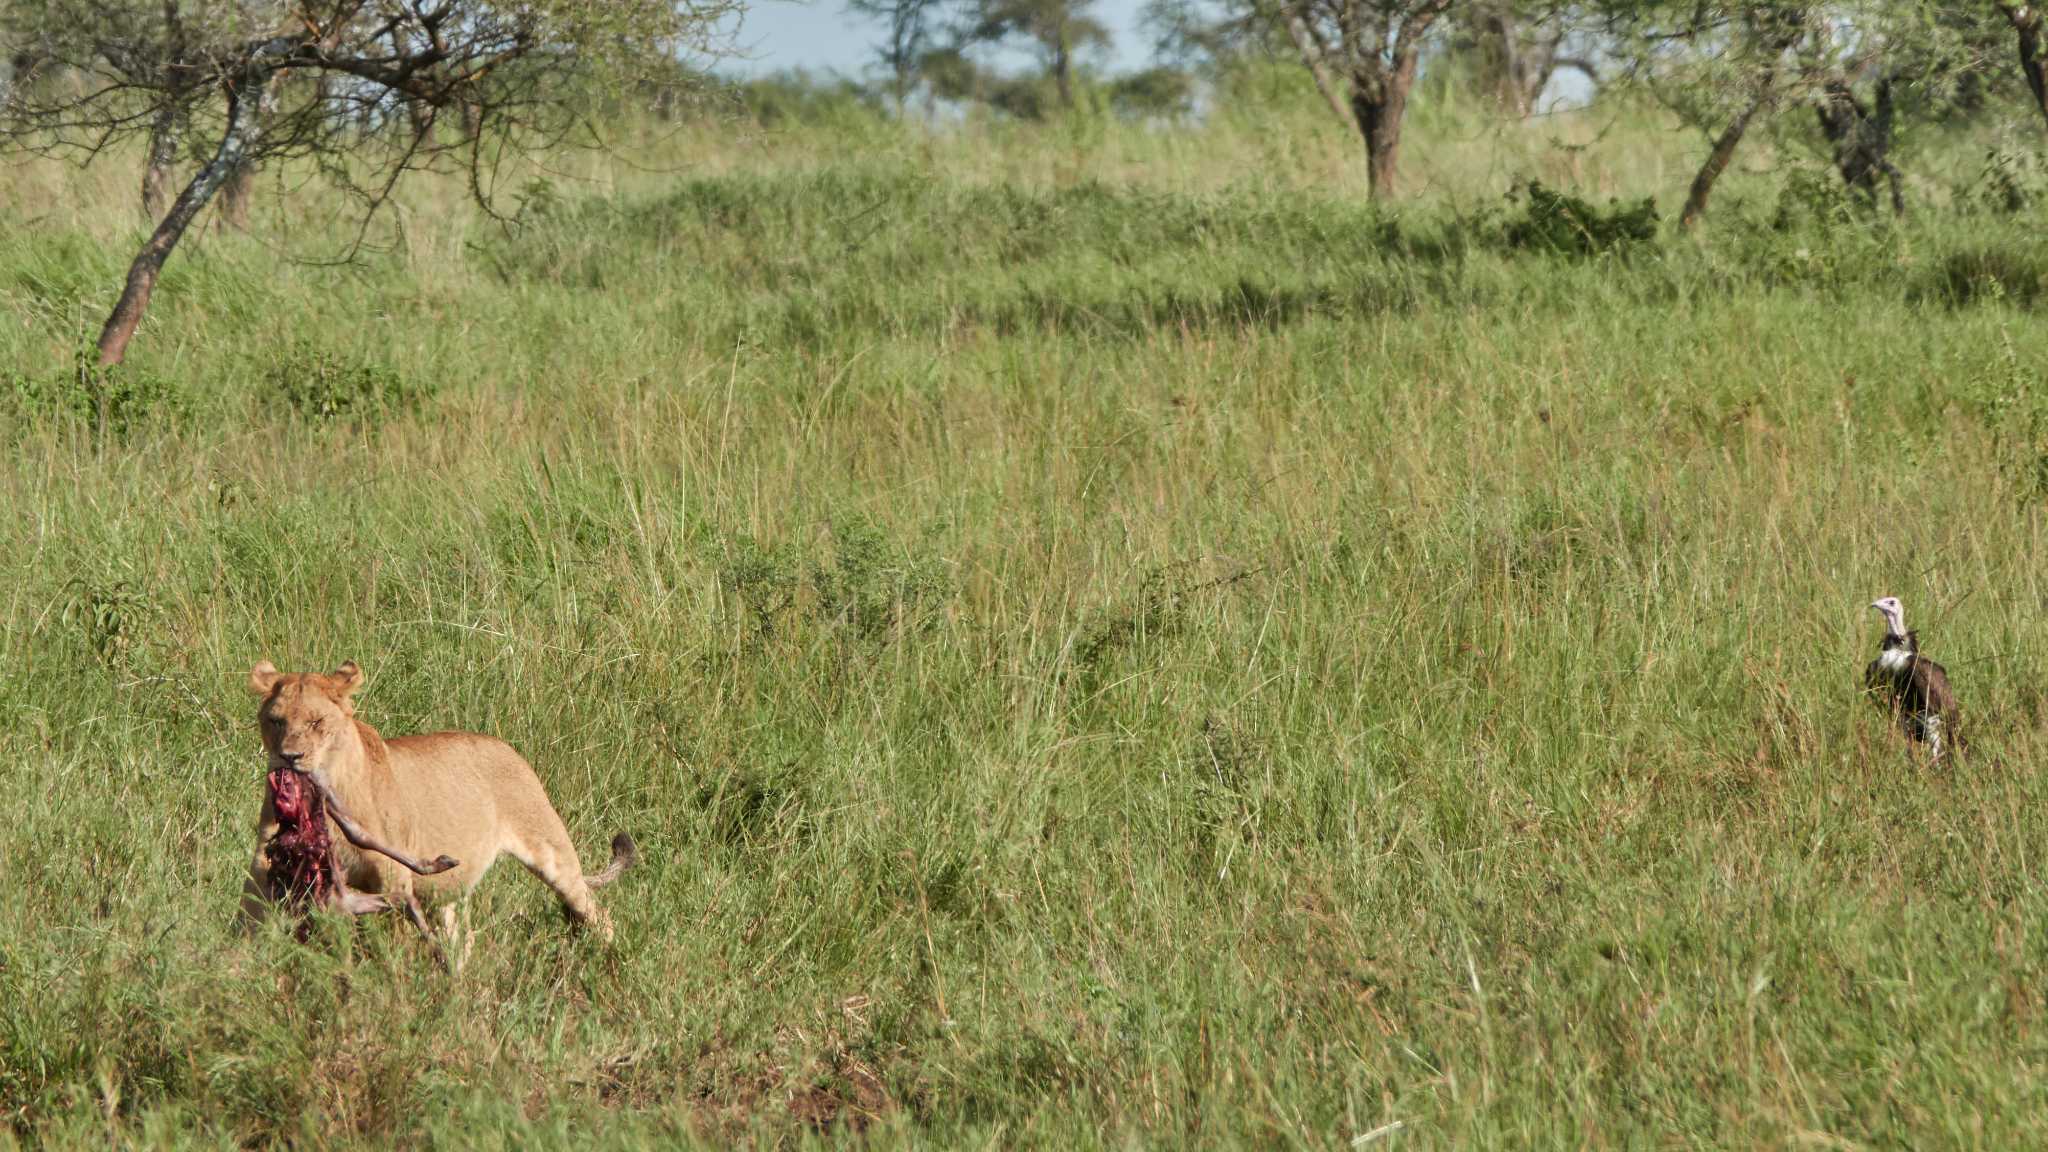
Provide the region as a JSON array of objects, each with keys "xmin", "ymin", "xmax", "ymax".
[{"xmin": 586, "ymin": 832, "xmax": 638, "ymax": 888}]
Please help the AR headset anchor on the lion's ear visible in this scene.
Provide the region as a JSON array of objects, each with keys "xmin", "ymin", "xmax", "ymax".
[
  {"xmin": 330, "ymin": 661, "xmax": 364, "ymax": 699},
  {"xmin": 248, "ymin": 661, "xmax": 281, "ymax": 697}
]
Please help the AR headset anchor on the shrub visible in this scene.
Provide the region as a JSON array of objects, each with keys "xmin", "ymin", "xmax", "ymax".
[
  {"xmin": 266, "ymin": 343, "xmax": 433, "ymax": 422},
  {"xmin": 1500, "ymin": 180, "xmax": 1659, "ymax": 256},
  {"xmin": 1771, "ymin": 168, "xmax": 1864, "ymax": 233},
  {"xmin": 1931, "ymin": 247, "xmax": 2048, "ymax": 308},
  {"xmin": 1964, "ymin": 148, "xmax": 2047, "ymax": 215},
  {"xmin": 3, "ymin": 351, "xmax": 185, "ymax": 442},
  {"xmin": 720, "ymin": 533, "xmax": 803, "ymax": 638},
  {"xmin": 1109, "ymin": 68, "xmax": 1195, "ymax": 120},
  {"xmin": 813, "ymin": 516, "xmax": 952, "ymax": 642},
  {"xmin": 57, "ymin": 578, "xmax": 157, "ymax": 667}
]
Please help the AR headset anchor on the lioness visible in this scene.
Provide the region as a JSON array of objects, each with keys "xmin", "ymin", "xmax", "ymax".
[{"xmin": 241, "ymin": 660, "xmax": 634, "ymax": 962}]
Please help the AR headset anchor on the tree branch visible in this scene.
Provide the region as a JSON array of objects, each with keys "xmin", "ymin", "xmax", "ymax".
[{"xmin": 1280, "ymin": 0, "xmax": 1358, "ymax": 132}]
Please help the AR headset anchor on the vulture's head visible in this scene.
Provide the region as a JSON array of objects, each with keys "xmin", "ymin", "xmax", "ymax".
[{"xmin": 1869, "ymin": 595, "xmax": 1907, "ymax": 639}]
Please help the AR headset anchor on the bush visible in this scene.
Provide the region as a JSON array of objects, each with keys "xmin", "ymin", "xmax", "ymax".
[
  {"xmin": 720, "ymin": 533, "xmax": 803, "ymax": 638},
  {"xmin": 1109, "ymin": 68, "xmax": 1195, "ymax": 120},
  {"xmin": 1500, "ymin": 180, "xmax": 1659, "ymax": 256},
  {"xmin": 813, "ymin": 516, "xmax": 952, "ymax": 642},
  {"xmin": 266, "ymin": 343, "xmax": 433, "ymax": 422},
  {"xmin": 733, "ymin": 72, "xmax": 884, "ymax": 127},
  {"xmin": 1964, "ymin": 148, "xmax": 2047, "ymax": 215},
  {"xmin": 1931, "ymin": 247, "xmax": 2048, "ymax": 308},
  {"xmin": 3, "ymin": 351, "xmax": 185, "ymax": 442},
  {"xmin": 1771, "ymin": 168, "xmax": 1863, "ymax": 233}
]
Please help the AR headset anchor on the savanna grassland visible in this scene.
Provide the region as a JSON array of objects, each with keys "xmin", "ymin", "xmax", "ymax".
[{"xmin": 9, "ymin": 71, "xmax": 2048, "ymax": 1148}]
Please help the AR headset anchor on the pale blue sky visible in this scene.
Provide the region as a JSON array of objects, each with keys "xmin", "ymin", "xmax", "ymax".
[{"xmin": 720, "ymin": 0, "xmax": 1156, "ymax": 78}]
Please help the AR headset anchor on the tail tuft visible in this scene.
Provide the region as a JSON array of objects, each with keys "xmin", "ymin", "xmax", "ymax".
[{"xmin": 587, "ymin": 832, "xmax": 637, "ymax": 888}]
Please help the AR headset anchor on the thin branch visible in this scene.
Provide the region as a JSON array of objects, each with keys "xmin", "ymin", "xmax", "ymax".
[{"xmin": 1279, "ymin": 0, "xmax": 1357, "ymax": 131}]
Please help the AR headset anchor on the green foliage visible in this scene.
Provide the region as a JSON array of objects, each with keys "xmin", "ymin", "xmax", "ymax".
[
  {"xmin": 1500, "ymin": 180, "xmax": 1659, "ymax": 255},
  {"xmin": 813, "ymin": 516, "xmax": 952, "ymax": 642},
  {"xmin": 1075, "ymin": 559, "xmax": 1254, "ymax": 678},
  {"xmin": 3, "ymin": 350, "xmax": 185, "ymax": 441},
  {"xmin": 1964, "ymin": 147, "xmax": 2048, "ymax": 215},
  {"xmin": 513, "ymin": 174, "xmax": 569, "ymax": 223},
  {"xmin": 920, "ymin": 57, "xmax": 1086, "ymax": 121},
  {"xmin": 711, "ymin": 521, "xmax": 952, "ymax": 644},
  {"xmin": 719, "ymin": 532, "xmax": 802, "ymax": 637},
  {"xmin": 1106, "ymin": 66, "xmax": 1194, "ymax": 119},
  {"xmin": 265, "ymin": 342, "xmax": 433, "ymax": 423},
  {"xmin": 961, "ymin": 0, "xmax": 1114, "ymax": 91},
  {"xmin": 733, "ymin": 72, "xmax": 886, "ymax": 127},
  {"xmin": 57, "ymin": 578, "xmax": 158, "ymax": 667},
  {"xmin": 1933, "ymin": 245, "xmax": 2048, "ymax": 308},
  {"xmin": 1771, "ymin": 167, "xmax": 1866, "ymax": 233}
]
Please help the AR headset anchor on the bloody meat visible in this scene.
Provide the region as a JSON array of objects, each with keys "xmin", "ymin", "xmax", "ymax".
[{"xmin": 265, "ymin": 766, "xmax": 336, "ymax": 910}]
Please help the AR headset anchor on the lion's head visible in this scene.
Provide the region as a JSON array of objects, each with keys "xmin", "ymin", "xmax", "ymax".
[{"xmin": 248, "ymin": 660, "xmax": 365, "ymax": 774}]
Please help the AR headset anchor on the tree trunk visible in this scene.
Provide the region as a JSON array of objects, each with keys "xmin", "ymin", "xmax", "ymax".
[
  {"xmin": 1478, "ymin": 9, "xmax": 1516, "ymax": 109},
  {"xmin": 1679, "ymin": 87, "xmax": 1773, "ymax": 229},
  {"xmin": 141, "ymin": 102, "xmax": 180, "ymax": 218},
  {"xmin": 215, "ymin": 74, "xmax": 280, "ymax": 232},
  {"xmin": 1514, "ymin": 42, "xmax": 1562, "ymax": 116},
  {"xmin": 97, "ymin": 79, "xmax": 263, "ymax": 366},
  {"xmin": 2003, "ymin": 3, "xmax": 2048, "ymax": 132},
  {"xmin": 1352, "ymin": 89, "xmax": 1401, "ymax": 198},
  {"xmin": 1351, "ymin": 48, "xmax": 1421, "ymax": 200},
  {"xmin": 217, "ymin": 164, "xmax": 253, "ymax": 231},
  {"xmin": 1678, "ymin": 16, "xmax": 1805, "ymax": 230},
  {"xmin": 1816, "ymin": 78, "xmax": 1903, "ymax": 214},
  {"xmin": 1472, "ymin": 7, "xmax": 1540, "ymax": 116},
  {"xmin": 1052, "ymin": 39, "xmax": 1071, "ymax": 108},
  {"xmin": 1679, "ymin": 104, "xmax": 1760, "ymax": 229}
]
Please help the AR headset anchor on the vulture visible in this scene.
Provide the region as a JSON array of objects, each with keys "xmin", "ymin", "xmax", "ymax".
[{"xmin": 1864, "ymin": 595, "xmax": 1962, "ymax": 760}]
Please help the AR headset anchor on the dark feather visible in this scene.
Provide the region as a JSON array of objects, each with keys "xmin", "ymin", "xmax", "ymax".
[{"xmin": 1864, "ymin": 630, "xmax": 1964, "ymax": 754}]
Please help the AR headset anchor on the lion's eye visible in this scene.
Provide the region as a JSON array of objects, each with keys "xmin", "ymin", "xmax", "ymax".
[{"xmin": 308, "ymin": 717, "xmax": 324, "ymax": 731}]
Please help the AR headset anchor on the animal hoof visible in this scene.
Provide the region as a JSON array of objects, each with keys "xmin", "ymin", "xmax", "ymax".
[{"xmin": 427, "ymin": 855, "xmax": 459, "ymax": 874}]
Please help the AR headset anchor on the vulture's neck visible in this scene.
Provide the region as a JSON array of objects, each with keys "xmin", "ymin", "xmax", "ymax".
[{"xmin": 1878, "ymin": 629, "xmax": 1918, "ymax": 672}]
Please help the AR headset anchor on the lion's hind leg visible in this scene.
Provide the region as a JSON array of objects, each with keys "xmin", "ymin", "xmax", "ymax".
[{"xmin": 507, "ymin": 827, "xmax": 614, "ymax": 943}]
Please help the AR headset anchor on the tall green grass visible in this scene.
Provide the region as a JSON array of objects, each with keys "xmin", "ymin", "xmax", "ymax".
[{"xmin": 5, "ymin": 86, "xmax": 2048, "ymax": 1148}]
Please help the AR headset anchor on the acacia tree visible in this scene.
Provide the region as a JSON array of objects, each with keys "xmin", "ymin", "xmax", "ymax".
[
  {"xmin": 1619, "ymin": 0, "xmax": 1985, "ymax": 227},
  {"xmin": 1142, "ymin": 0, "xmax": 1455, "ymax": 195},
  {"xmin": 1609, "ymin": 2, "xmax": 1817, "ymax": 227},
  {"xmin": 1273, "ymin": 0, "xmax": 1455, "ymax": 197},
  {"xmin": 0, "ymin": 1, "xmax": 734, "ymax": 366},
  {"xmin": 1461, "ymin": 1, "xmax": 1597, "ymax": 116},
  {"xmin": 963, "ymin": 0, "xmax": 1111, "ymax": 109},
  {"xmin": 1681, "ymin": 8, "xmax": 1810, "ymax": 227},
  {"xmin": 845, "ymin": 0, "xmax": 943, "ymax": 106}
]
